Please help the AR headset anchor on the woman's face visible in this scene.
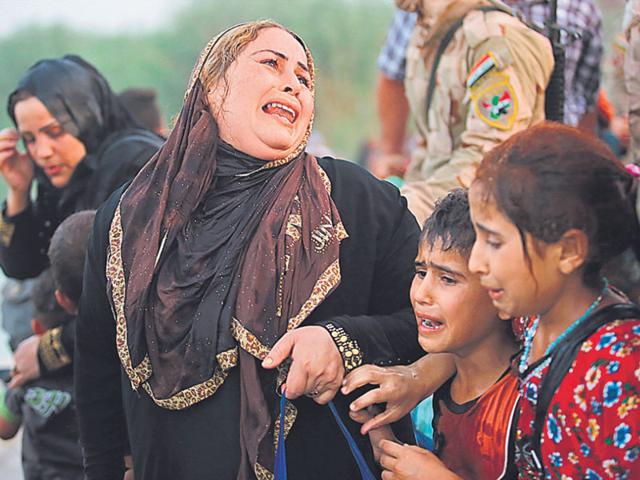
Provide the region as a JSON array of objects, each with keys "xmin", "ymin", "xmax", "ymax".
[
  {"xmin": 209, "ymin": 27, "xmax": 314, "ymax": 160},
  {"xmin": 14, "ymin": 96, "xmax": 86, "ymax": 188},
  {"xmin": 468, "ymin": 183, "xmax": 564, "ymax": 318}
]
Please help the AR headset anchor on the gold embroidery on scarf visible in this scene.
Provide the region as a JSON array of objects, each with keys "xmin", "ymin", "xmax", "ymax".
[
  {"xmin": 286, "ymin": 259, "xmax": 342, "ymax": 332},
  {"xmin": 231, "ymin": 318, "xmax": 271, "ymax": 359},
  {"xmin": 335, "ymin": 221, "xmax": 348, "ymax": 242},
  {"xmin": 317, "ymin": 162, "xmax": 332, "ymax": 194},
  {"xmin": 108, "ymin": 202, "xmax": 237, "ymax": 408},
  {"xmin": 254, "ymin": 462, "xmax": 274, "ymax": 480},
  {"xmin": 273, "ymin": 399, "xmax": 298, "ymax": 449},
  {"xmin": 217, "ymin": 347, "xmax": 238, "ymax": 370},
  {"xmin": 107, "ymin": 201, "xmax": 144, "ymax": 389},
  {"xmin": 285, "ymin": 213, "xmax": 302, "ymax": 243},
  {"xmin": 141, "ymin": 367, "xmax": 229, "ymax": 410}
]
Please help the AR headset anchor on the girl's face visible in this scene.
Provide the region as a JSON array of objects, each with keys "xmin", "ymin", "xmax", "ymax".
[
  {"xmin": 208, "ymin": 27, "xmax": 313, "ymax": 161},
  {"xmin": 14, "ymin": 96, "xmax": 86, "ymax": 188},
  {"xmin": 468, "ymin": 183, "xmax": 565, "ymax": 318}
]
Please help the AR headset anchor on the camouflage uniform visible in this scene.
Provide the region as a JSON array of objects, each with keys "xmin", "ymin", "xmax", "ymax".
[{"xmin": 398, "ymin": 0, "xmax": 554, "ymax": 225}]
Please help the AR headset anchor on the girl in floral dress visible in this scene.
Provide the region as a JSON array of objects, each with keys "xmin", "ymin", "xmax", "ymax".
[{"xmin": 467, "ymin": 123, "xmax": 640, "ymax": 479}]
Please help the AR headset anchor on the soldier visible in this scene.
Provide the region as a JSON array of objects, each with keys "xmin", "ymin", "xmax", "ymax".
[{"xmin": 390, "ymin": 0, "xmax": 554, "ymax": 225}]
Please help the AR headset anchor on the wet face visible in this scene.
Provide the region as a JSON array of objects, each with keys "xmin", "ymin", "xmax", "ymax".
[
  {"xmin": 208, "ymin": 27, "xmax": 313, "ymax": 161},
  {"xmin": 410, "ymin": 240, "xmax": 499, "ymax": 356},
  {"xmin": 14, "ymin": 96, "xmax": 86, "ymax": 188},
  {"xmin": 468, "ymin": 183, "xmax": 564, "ymax": 318}
]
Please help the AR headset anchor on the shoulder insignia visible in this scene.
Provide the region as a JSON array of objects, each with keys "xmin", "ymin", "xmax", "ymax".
[
  {"xmin": 470, "ymin": 72, "xmax": 518, "ymax": 130},
  {"xmin": 467, "ymin": 52, "xmax": 497, "ymax": 89}
]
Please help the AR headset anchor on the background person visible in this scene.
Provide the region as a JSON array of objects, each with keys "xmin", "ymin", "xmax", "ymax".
[
  {"xmin": 0, "ymin": 55, "xmax": 163, "ymax": 386},
  {"xmin": 0, "ymin": 269, "xmax": 81, "ymax": 480},
  {"xmin": 118, "ymin": 87, "xmax": 168, "ymax": 137}
]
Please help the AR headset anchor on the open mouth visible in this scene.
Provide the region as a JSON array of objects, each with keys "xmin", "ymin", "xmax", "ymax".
[
  {"xmin": 486, "ymin": 288, "xmax": 504, "ymax": 302},
  {"xmin": 45, "ymin": 165, "xmax": 62, "ymax": 176},
  {"xmin": 416, "ymin": 314, "xmax": 444, "ymax": 332},
  {"xmin": 262, "ymin": 101, "xmax": 298, "ymax": 124}
]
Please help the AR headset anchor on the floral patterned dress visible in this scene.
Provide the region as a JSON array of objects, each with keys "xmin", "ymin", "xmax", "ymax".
[{"xmin": 514, "ymin": 318, "xmax": 640, "ymax": 479}]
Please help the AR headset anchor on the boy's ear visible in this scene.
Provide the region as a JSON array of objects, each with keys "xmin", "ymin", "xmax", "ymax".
[
  {"xmin": 557, "ymin": 229, "xmax": 589, "ymax": 275},
  {"xmin": 55, "ymin": 289, "xmax": 78, "ymax": 315},
  {"xmin": 31, "ymin": 319, "xmax": 45, "ymax": 336}
]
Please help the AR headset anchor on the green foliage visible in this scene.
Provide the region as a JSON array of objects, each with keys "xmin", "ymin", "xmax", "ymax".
[{"xmin": 0, "ymin": 0, "xmax": 394, "ymax": 164}]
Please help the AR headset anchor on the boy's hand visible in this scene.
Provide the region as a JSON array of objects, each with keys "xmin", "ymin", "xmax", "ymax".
[
  {"xmin": 342, "ymin": 354, "xmax": 455, "ymax": 434},
  {"xmin": 343, "ymin": 364, "xmax": 421, "ymax": 434},
  {"xmin": 378, "ymin": 440, "xmax": 461, "ymax": 480}
]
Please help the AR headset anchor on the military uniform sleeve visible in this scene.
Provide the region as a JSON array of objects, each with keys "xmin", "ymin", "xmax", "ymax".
[
  {"xmin": 75, "ymin": 190, "xmax": 127, "ymax": 480},
  {"xmin": 401, "ymin": 16, "xmax": 553, "ymax": 225}
]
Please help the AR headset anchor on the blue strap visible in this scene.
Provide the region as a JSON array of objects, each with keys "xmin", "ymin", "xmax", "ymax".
[
  {"xmin": 327, "ymin": 401, "xmax": 377, "ymax": 480},
  {"xmin": 274, "ymin": 393, "xmax": 287, "ymax": 479},
  {"xmin": 274, "ymin": 394, "xmax": 376, "ymax": 480}
]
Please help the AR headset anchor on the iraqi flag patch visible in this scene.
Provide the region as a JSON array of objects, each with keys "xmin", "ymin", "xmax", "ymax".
[
  {"xmin": 467, "ymin": 52, "xmax": 497, "ymax": 88},
  {"xmin": 470, "ymin": 72, "xmax": 518, "ymax": 130}
]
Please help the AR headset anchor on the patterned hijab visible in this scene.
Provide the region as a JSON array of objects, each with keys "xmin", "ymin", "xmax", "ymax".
[{"xmin": 105, "ymin": 21, "xmax": 348, "ymax": 479}]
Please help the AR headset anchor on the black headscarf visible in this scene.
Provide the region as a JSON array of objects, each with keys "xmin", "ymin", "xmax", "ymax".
[
  {"xmin": 8, "ymin": 54, "xmax": 138, "ymax": 154},
  {"xmin": 7, "ymin": 55, "xmax": 160, "ymax": 217}
]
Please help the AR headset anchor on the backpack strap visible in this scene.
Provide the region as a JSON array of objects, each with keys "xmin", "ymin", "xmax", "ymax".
[
  {"xmin": 530, "ymin": 303, "xmax": 640, "ymax": 472},
  {"xmin": 425, "ymin": 5, "xmax": 512, "ymax": 126}
]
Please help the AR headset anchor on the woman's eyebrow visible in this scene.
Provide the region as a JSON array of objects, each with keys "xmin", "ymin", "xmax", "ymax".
[
  {"xmin": 252, "ymin": 49, "xmax": 309, "ymax": 72},
  {"xmin": 19, "ymin": 120, "xmax": 58, "ymax": 135}
]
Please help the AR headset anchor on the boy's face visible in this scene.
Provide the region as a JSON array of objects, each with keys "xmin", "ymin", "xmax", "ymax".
[{"xmin": 410, "ymin": 240, "xmax": 500, "ymax": 356}]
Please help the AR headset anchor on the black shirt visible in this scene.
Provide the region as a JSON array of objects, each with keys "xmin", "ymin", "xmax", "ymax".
[
  {"xmin": 75, "ymin": 157, "xmax": 423, "ymax": 479},
  {"xmin": 5, "ymin": 373, "xmax": 83, "ymax": 480}
]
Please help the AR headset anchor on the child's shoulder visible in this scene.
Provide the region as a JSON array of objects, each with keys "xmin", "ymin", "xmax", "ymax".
[
  {"xmin": 558, "ymin": 318, "xmax": 639, "ymax": 414},
  {"xmin": 579, "ymin": 317, "xmax": 640, "ymax": 361}
]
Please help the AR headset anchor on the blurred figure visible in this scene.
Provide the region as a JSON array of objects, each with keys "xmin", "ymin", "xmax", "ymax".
[
  {"xmin": 0, "ymin": 269, "xmax": 81, "ymax": 480},
  {"xmin": 0, "ymin": 55, "xmax": 163, "ymax": 389},
  {"xmin": 393, "ymin": 0, "xmax": 554, "ymax": 225},
  {"xmin": 118, "ymin": 87, "xmax": 168, "ymax": 137},
  {"xmin": 373, "ymin": 0, "xmax": 603, "ymax": 180},
  {"xmin": 597, "ymin": 89, "xmax": 630, "ymax": 158}
]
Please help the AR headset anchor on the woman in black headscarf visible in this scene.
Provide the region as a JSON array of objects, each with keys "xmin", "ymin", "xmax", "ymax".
[
  {"xmin": 75, "ymin": 21, "xmax": 433, "ymax": 480},
  {"xmin": 0, "ymin": 55, "xmax": 163, "ymax": 380}
]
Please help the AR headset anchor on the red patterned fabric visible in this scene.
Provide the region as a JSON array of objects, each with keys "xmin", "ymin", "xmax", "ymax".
[{"xmin": 515, "ymin": 319, "xmax": 640, "ymax": 479}]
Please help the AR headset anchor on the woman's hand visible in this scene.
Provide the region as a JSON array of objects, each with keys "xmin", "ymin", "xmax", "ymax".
[
  {"xmin": 9, "ymin": 334, "xmax": 41, "ymax": 388},
  {"xmin": 262, "ymin": 325, "xmax": 344, "ymax": 405},
  {"xmin": 342, "ymin": 354, "xmax": 455, "ymax": 434},
  {"xmin": 378, "ymin": 440, "xmax": 461, "ymax": 480},
  {"xmin": 0, "ymin": 128, "xmax": 34, "ymax": 215}
]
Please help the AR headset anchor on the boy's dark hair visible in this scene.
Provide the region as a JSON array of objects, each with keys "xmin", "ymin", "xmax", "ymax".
[
  {"xmin": 421, "ymin": 188, "xmax": 475, "ymax": 257},
  {"xmin": 32, "ymin": 269, "xmax": 71, "ymax": 330},
  {"xmin": 48, "ymin": 210, "xmax": 97, "ymax": 303}
]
